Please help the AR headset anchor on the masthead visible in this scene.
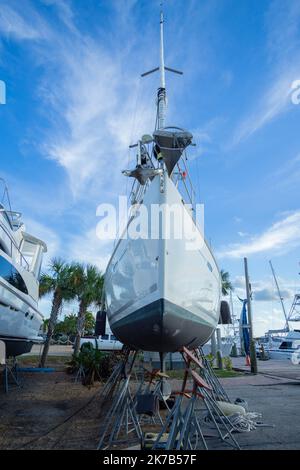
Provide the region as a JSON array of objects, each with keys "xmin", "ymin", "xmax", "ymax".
[{"xmin": 141, "ymin": 5, "xmax": 183, "ymax": 130}]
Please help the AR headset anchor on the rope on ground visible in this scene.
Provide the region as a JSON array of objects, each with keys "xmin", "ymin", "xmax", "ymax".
[
  {"xmin": 204, "ymin": 411, "xmax": 274, "ymax": 433},
  {"xmin": 228, "ymin": 412, "xmax": 263, "ymax": 432}
]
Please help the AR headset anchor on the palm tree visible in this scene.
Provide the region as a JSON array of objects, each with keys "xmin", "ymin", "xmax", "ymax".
[
  {"xmin": 73, "ymin": 263, "xmax": 104, "ymax": 356},
  {"xmin": 39, "ymin": 258, "xmax": 76, "ymax": 367},
  {"xmin": 42, "ymin": 318, "xmax": 49, "ymax": 334},
  {"xmin": 221, "ymin": 269, "xmax": 233, "ymax": 296}
]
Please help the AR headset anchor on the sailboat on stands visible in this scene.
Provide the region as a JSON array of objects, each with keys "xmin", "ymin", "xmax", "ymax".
[{"xmin": 104, "ymin": 10, "xmax": 221, "ymax": 353}]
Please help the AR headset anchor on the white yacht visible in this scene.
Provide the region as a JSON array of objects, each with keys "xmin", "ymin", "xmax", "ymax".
[
  {"xmin": 104, "ymin": 11, "xmax": 221, "ymax": 353},
  {"xmin": 0, "ymin": 178, "xmax": 47, "ymax": 356},
  {"xmin": 268, "ymin": 330, "xmax": 300, "ymax": 361}
]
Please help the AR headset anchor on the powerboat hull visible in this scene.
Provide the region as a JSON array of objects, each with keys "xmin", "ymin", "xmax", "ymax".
[
  {"xmin": 0, "ymin": 180, "xmax": 46, "ymax": 357},
  {"xmin": 0, "ymin": 275, "xmax": 43, "ymax": 356},
  {"xmin": 105, "ymin": 173, "xmax": 221, "ymax": 352},
  {"xmin": 267, "ymin": 331, "xmax": 300, "ymax": 361}
]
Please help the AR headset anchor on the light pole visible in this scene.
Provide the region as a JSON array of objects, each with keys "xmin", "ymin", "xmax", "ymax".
[{"xmin": 244, "ymin": 257, "xmax": 257, "ymax": 374}]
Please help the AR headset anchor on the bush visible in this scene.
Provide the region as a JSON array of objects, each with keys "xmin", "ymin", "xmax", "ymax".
[
  {"xmin": 67, "ymin": 342, "xmax": 120, "ymax": 386},
  {"xmin": 205, "ymin": 353, "xmax": 215, "ymax": 368},
  {"xmin": 223, "ymin": 356, "xmax": 233, "ymax": 371}
]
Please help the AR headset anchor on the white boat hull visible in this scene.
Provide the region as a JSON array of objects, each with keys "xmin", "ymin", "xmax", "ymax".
[
  {"xmin": 202, "ymin": 340, "xmax": 233, "ymax": 357},
  {"xmin": 268, "ymin": 349, "xmax": 298, "ymax": 360},
  {"xmin": 0, "ymin": 277, "xmax": 43, "ymax": 356},
  {"xmin": 0, "ymin": 182, "xmax": 46, "ymax": 356},
  {"xmin": 105, "ymin": 173, "xmax": 221, "ymax": 352}
]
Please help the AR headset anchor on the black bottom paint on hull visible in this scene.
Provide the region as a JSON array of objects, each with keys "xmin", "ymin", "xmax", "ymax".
[
  {"xmin": 0, "ymin": 336, "xmax": 34, "ymax": 357},
  {"xmin": 110, "ymin": 298, "xmax": 214, "ymax": 352}
]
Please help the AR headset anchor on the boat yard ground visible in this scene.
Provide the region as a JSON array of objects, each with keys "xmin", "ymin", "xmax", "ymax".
[{"xmin": 1, "ymin": 349, "xmax": 300, "ymax": 450}]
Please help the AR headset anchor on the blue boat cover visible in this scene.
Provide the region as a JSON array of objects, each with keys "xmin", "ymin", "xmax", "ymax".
[{"xmin": 241, "ymin": 299, "xmax": 250, "ymax": 356}]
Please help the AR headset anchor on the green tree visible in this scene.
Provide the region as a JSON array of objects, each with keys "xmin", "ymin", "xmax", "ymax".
[
  {"xmin": 39, "ymin": 258, "xmax": 76, "ymax": 367},
  {"xmin": 42, "ymin": 318, "xmax": 49, "ymax": 334},
  {"xmin": 55, "ymin": 314, "xmax": 77, "ymax": 337},
  {"xmin": 72, "ymin": 264, "xmax": 104, "ymax": 356},
  {"xmin": 84, "ymin": 311, "xmax": 96, "ymax": 334},
  {"xmin": 55, "ymin": 312, "xmax": 95, "ymax": 338},
  {"xmin": 221, "ymin": 269, "xmax": 233, "ymax": 296}
]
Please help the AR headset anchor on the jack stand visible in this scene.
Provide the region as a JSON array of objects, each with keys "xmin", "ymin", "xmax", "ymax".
[
  {"xmin": 99, "ymin": 347, "xmax": 132, "ymax": 403},
  {"xmin": 74, "ymin": 364, "xmax": 85, "ymax": 384},
  {"xmin": 3, "ymin": 356, "xmax": 22, "ymax": 393},
  {"xmin": 152, "ymin": 347, "xmax": 240, "ymax": 450},
  {"xmin": 136, "ymin": 368, "xmax": 171, "ymax": 427},
  {"xmin": 97, "ymin": 350, "xmax": 142, "ymax": 449},
  {"xmin": 197, "ymin": 347, "xmax": 230, "ymax": 402}
]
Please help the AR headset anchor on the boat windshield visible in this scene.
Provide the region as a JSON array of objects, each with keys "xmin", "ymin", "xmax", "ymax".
[{"xmin": 279, "ymin": 341, "xmax": 293, "ymax": 350}]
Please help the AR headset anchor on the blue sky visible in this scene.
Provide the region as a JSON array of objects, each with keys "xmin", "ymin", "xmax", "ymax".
[{"xmin": 0, "ymin": 0, "xmax": 300, "ymax": 335}]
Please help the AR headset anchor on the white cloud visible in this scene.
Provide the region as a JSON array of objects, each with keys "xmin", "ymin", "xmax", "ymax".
[
  {"xmin": 267, "ymin": 154, "xmax": 300, "ymax": 189},
  {"xmin": 218, "ymin": 210, "xmax": 300, "ymax": 258},
  {"xmin": 0, "ymin": 1, "xmax": 155, "ymax": 198},
  {"xmin": 53, "ymin": 38, "xmax": 153, "ymax": 197},
  {"xmin": 38, "ymin": 295, "xmax": 52, "ymax": 318},
  {"xmin": 230, "ymin": 0, "xmax": 300, "ymax": 147},
  {"xmin": 44, "ymin": 42, "xmax": 154, "ymax": 196},
  {"xmin": 237, "ymin": 231, "xmax": 248, "ymax": 238},
  {"xmin": 22, "ymin": 217, "xmax": 60, "ymax": 265},
  {"xmin": 41, "ymin": 0, "xmax": 76, "ymax": 34},
  {"xmin": 230, "ymin": 275, "xmax": 297, "ymax": 336},
  {"xmin": 232, "ymin": 73, "xmax": 295, "ymax": 146},
  {"xmin": 254, "ymin": 286, "xmax": 293, "ymax": 302},
  {"xmin": 0, "ymin": 3, "xmax": 49, "ymax": 41},
  {"xmin": 67, "ymin": 228, "xmax": 112, "ymax": 272}
]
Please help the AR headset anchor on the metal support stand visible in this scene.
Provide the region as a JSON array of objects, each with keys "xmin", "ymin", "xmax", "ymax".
[
  {"xmin": 74, "ymin": 364, "xmax": 85, "ymax": 384},
  {"xmin": 136, "ymin": 368, "xmax": 171, "ymax": 427},
  {"xmin": 152, "ymin": 347, "xmax": 240, "ymax": 450},
  {"xmin": 2, "ymin": 357, "xmax": 21, "ymax": 393},
  {"xmin": 99, "ymin": 347, "xmax": 131, "ymax": 402},
  {"xmin": 197, "ymin": 347, "xmax": 230, "ymax": 402},
  {"xmin": 97, "ymin": 350, "xmax": 142, "ymax": 449},
  {"xmin": 96, "ymin": 346, "xmax": 240, "ymax": 450}
]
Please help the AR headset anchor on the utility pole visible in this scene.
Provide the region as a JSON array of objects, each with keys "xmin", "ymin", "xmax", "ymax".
[
  {"xmin": 216, "ymin": 328, "xmax": 223, "ymax": 370},
  {"xmin": 210, "ymin": 330, "xmax": 217, "ymax": 357},
  {"xmin": 244, "ymin": 257, "xmax": 257, "ymax": 374}
]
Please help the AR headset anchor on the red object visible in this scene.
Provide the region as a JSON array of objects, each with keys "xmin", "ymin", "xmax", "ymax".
[
  {"xmin": 182, "ymin": 171, "xmax": 187, "ymax": 178},
  {"xmin": 191, "ymin": 370, "xmax": 212, "ymax": 390},
  {"xmin": 181, "ymin": 346, "xmax": 203, "ymax": 369}
]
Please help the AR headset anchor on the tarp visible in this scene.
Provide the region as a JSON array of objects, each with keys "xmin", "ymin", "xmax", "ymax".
[{"xmin": 240, "ymin": 299, "xmax": 250, "ymax": 356}]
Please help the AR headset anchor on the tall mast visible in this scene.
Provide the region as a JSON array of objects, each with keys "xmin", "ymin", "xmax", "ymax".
[
  {"xmin": 158, "ymin": 7, "xmax": 166, "ymax": 129},
  {"xmin": 140, "ymin": 4, "xmax": 182, "ymax": 129},
  {"xmin": 269, "ymin": 260, "xmax": 290, "ymax": 332},
  {"xmin": 159, "ymin": 9, "xmax": 166, "ymax": 89}
]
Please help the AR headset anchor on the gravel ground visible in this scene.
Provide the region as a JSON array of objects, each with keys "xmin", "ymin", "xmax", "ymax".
[
  {"xmin": 1, "ymin": 360, "xmax": 300, "ymax": 450},
  {"xmin": 0, "ymin": 370, "xmax": 104, "ymax": 450}
]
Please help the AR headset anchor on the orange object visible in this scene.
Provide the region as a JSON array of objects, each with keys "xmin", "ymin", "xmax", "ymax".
[
  {"xmin": 191, "ymin": 370, "xmax": 212, "ymax": 390},
  {"xmin": 181, "ymin": 346, "xmax": 203, "ymax": 368}
]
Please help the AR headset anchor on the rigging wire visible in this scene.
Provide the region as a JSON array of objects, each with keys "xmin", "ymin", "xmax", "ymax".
[{"xmin": 126, "ymin": 77, "xmax": 143, "ymax": 199}]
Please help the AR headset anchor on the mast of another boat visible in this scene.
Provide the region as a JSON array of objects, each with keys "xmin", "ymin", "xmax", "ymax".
[{"xmin": 269, "ymin": 260, "xmax": 290, "ymax": 332}]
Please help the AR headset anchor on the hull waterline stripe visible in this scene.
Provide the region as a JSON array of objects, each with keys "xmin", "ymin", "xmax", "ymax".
[{"xmin": 110, "ymin": 298, "xmax": 215, "ymax": 330}]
